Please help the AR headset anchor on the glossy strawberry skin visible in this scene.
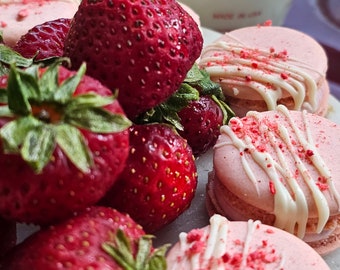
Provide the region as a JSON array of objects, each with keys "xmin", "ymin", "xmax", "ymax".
[
  {"xmin": 13, "ymin": 18, "xmax": 71, "ymax": 60},
  {"xmin": 0, "ymin": 67, "xmax": 130, "ymax": 225},
  {"xmin": 1, "ymin": 207, "xmax": 145, "ymax": 270},
  {"xmin": 63, "ymin": 0, "xmax": 203, "ymax": 119},
  {"xmin": 101, "ymin": 123, "xmax": 198, "ymax": 233},
  {"xmin": 178, "ymin": 96, "xmax": 225, "ymax": 156}
]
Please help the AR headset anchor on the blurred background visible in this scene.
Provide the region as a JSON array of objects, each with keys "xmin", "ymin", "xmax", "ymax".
[{"xmin": 284, "ymin": 0, "xmax": 340, "ymax": 100}]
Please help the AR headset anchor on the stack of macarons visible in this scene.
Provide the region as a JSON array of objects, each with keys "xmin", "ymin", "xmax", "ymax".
[
  {"xmin": 206, "ymin": 105, "xmax": 340, "ymax": 255},
  {"xmin": 199, "ymin": 25, "xmax": 330, "ymax": 117},
  {"xmin": 166, "ymin": 214, "xmax": 330, "ymax": 269}
]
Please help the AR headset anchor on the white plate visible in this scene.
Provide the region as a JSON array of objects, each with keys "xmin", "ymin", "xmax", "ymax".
[
  {"xmin": 154, "ymin": 27, "xmax": 340, "ymax": 270},
  {"xmin": 16, "ymin": 27, "xmax": 340, "ymax": 269}
]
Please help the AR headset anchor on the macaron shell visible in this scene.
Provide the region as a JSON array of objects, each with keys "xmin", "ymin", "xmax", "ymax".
[
  {"xmin": 224, "ymin": 26, "xmax": 328, "ymax": 80},
  {"xmin": 199, "ymin": 26, "xmax": 329, "ymax": 116},
  {"xmin": 213, "ymin": 108, "xmax": 340, "ymax": 218},
  {"xmin": 166, "ymin": 214, "xmax": 330, "ymax": 269}
]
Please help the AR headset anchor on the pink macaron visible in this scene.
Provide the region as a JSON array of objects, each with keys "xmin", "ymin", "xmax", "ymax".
[
  {"xmin": 206, "ymin": 105, "xmax": 340, "ymax": 255},
  {"xmin": 0, "ymin": 0, "xmax": 80, "ymax": 47},
  {"xmin": 166, "ymin": 214, "xmax": 330, "ymax": 269},
  {"xmin": 199, "ymin": 25, "xmax": 330, "ymax": 117}
]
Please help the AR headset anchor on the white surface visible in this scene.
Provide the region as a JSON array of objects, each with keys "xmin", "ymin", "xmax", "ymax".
[
  {"xmin": 154, "ymin": 27, "xmax": 340, "ymax": 269},
  {"xmin": 16, "ymin": 27, "xmax": 340, "ymax": 269}
]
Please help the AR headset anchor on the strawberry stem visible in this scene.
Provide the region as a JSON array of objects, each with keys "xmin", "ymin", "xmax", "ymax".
[
  {"xmin": 102, "ymin": 229, "xmax": 168, "ymax": 270},
  {"xmin": 0, "ymin": 61, "xmax": 131, "ymax": 173}
]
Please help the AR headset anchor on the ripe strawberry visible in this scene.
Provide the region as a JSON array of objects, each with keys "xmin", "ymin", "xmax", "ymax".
[
  {"xmin": 101, "ymin": 123, "xmax": 198, "ymax": 233},
  {"xmin": 178, "ymin": 95, "xmax": 226, "ymax": 155},
  {"xmin": 0, "ymin": 61, "xmax": 131, "ymax": 225},
  {"xmin": 136, "ymin": 64, "xmax": 235, "ymax": 156},
  {"xmin": 13, "ymin": 18, "xmax": 71, "ymax": 61},
  {"xmin": 0, "ymin": 218, "xmax": 16, "ymax": 259},
  {"xmin": 1, "ymin": 206, "xmax": 168, "ymax": 270},
  {"xmin": 63, "ymin": 0, "xmax": 203, "ymax": 119}
]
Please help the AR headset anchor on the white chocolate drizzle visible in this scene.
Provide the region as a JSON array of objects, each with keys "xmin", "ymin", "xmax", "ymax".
[
  {"xmin": 217, "ymin": 105, "xmax": 340, "ymax": 238},
  {"xmin": 172, "ymin": 215, "xmax": 283, "ymax": 269},
  {"xmin": 199, "ymin": 41, "xmax": 319, "ymax": 113}
]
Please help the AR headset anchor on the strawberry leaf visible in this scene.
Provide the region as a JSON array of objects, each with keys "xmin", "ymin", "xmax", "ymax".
[
  {"xmin": 0, "ymin": 106, "xmax": 12, "ymax": 117},
  {"xmin": 14, "ymin": 65, "xmax": 41, "ymax": 101},
  {"xmin": 184, "ymin": 63, "xmax": 205, "ymax": 83},
  {"xmin": 0, "ymin": 116, "xmax": 41, "ymax": 153},
  {"xmin": 0, "ymin": 62, "xmax": 131, "ymax": 173},
  {"xmin": 65, "ymin": 107, "xmax": 131, "ymax": 133},
  {"xmin": 102, "ymin": 229, "xmax": 168, "ymax": 270},
  {"xmin": 211, "ymin": 95, "xmax": 235, "ymax": 124},
  {"xmin": 6, "ymin": 64, "xmax": 32, "ymax": 115},
  {"xmin": 0, "ymin": 88, "xmax": 8, "ymax": 104},
  {"xmin": 56, "ymin": 124, "xmax": 93, "ymax": 173},
  {"xmin": 0, "ymin": 44, "xmax": 33, "ymax": 75},
  {"xmin": 136, "ymin": 63, "xmax": 235, "ymax": 130},
  {"xmin": 65, "ymin": 93, "xmax": 116, "ymax": 112},
  {"xmin": 136, "ymin": 83, "xmax": 199, "ymax": 130},
  {"xmin": 145, "ymin": 244, "xmax": 168, "ymax": 270},
  {"xmin": 186, "ymin": 64, "xmax": 225, "ymax": 99},
  {"xmin": 53, "ymin": 62, "xmax": 86, "ymax": 103},
  {"xmin": 21, "ymin": 124, "xmax": 56, "ymax": 173},
  {"xmin": 102, "ymin": 230, "xmax": 135, "ymax": 269},
  {"xmin": 38, "ymin": 60, "xmax": 61, "ymax": 100}
]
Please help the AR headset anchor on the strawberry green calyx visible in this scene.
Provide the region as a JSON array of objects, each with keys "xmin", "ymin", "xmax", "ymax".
[
  {"xmin": 136, "ymin": 64, "xmax": 235, "ymax": 129},
  {"xmin": 102, "ymin": 229, "xmax": 169, "ymax": 270},
  {"xmin": 0, "ymin": 44, "xmax": 34, "ymax": 76},
  {"xmin": 0, "ymin": 61, "xmax": 131, "ymax": 174}
]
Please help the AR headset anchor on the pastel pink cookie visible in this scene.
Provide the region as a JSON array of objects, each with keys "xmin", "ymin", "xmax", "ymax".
[
  {"xmin": 0, "ymin": 0, "xmax": 79, "ymax": 47},
  {"xmin": 199, "ymin": 26, "xmax": 330, "ymax": 117},
  {"xmin": 207, "ymin": 105, "xmax": 340, "ymax": 255},
  {"xmin": 166, "ymin": 214, "xmax": 330, "ymax": 269}
]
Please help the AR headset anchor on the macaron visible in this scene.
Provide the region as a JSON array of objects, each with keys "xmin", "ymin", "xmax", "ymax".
[
  {"xmin": 0, "ymin": 0, "xmax": 80, "ymax": 47},
  {"xmin": 199, "ymin": 25, "xmax": 330, "ymax": 117},
  {"xmin": 206, "ymin": 105, "xmax": 340, "ymax": 255},
  {"xmin": 166, "ymin": 214, "xmax": 330, "ymax": 269}
]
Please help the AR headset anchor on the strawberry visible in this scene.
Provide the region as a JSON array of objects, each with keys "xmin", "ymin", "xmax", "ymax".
[
  {"xmin": 0, "ymin": 218, "xmax": 16, "ymax": 259},
  {"xmin": 13, "ymin": 18, "xmax": 71, "ymax": 61},
  {"xmin": 0, "ymin": 61, "xmax": 131, "ymax": 225},
  {"xmin": 1, "ymin": 206, "xmax": 168, "ymax": 270},
  {"xmin": 63, "ymin": 0, "xmax": 203, "ymax": 120},
  {"xmin": 177, "ymin": 95, "xmax": 227, "ymax": 155},
  {"xmin": 136, "ymin": 64, "xmax": 235, "ymax": 156},
  {"xmin": 101, "ymin": 123, "xmax": 198, "ymax": 233}
]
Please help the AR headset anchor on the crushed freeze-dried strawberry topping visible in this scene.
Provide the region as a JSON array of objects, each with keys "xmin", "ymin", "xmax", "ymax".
[
  {"xmin": 316, "ymin": 182, "xmax": 329, "ymax": 191},
  {"xmin": 269, "ymin": 181, "xmax": 276, "ymax": 194}
]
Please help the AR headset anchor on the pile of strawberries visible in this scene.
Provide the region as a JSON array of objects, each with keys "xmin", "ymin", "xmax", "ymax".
[{"xmin": 0, "ymin": 0, "xmax": 234, "ymax": 268}]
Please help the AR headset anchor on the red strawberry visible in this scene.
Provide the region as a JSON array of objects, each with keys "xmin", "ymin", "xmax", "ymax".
[
  {"xmin": 0, "ymin": 218, "xmax": 16, "ymax": 259},
  {"xmin": 136, "ymin": 64, "xmax": 235, "ymax": 156},
  {"xmin": 13, "ymin": 18, "xmax": 71, "ymax": 61},
  {"xmin": 63, "ymin": 0, "xmax": 203, "ymax": 119},
  {"xmin": 0, "ymin": 61, "xmax": 131, "ymax": 225},
  {"xmin": 177, "ymin": 95, "xmax": 226, "ymax": 155},
  {"xmin": 101, "ymin": 123, "xmax": 198, "ymax": 233},
  {"xmin": 1, "ymin": 206, "xmax": 168, "ymax": 270}
]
